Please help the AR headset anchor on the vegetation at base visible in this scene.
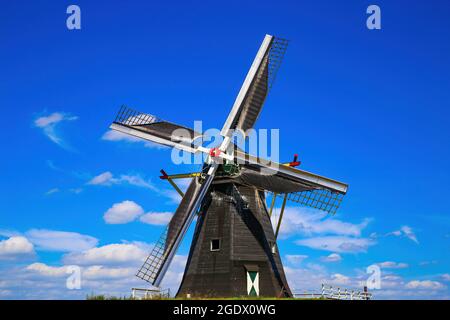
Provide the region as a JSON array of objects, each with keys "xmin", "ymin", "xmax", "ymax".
[{"xmin": 86, "ymin": 293, "xmax": 323, "ymax": 300}]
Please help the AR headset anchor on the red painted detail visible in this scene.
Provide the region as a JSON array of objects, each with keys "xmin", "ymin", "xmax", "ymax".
[
  {"xmin": 209, "ymin": 148, "xmax": 221, "ymax": 157},
  {"xmin": 160, "ymin": 169, "xmax": 169, "ymax": 180},
  {"xmin": 289, "ymin": 154, "xmax": 301, "ymax": 167}
]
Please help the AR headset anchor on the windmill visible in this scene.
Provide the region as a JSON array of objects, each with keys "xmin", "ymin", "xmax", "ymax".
[{"xmin": 109, "ymin": 35, "xmax": 348, "ymax": 298}]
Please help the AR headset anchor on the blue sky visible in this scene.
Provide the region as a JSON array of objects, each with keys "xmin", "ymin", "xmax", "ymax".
[{"xmin": 0, "ymin": 0, "xmax": 449, "ymax": 299}]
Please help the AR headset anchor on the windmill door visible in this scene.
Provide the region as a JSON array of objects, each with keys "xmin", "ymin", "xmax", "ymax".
[{"xmin": 245, "ymin": 265, "xmax": 259, "ymax": 296}]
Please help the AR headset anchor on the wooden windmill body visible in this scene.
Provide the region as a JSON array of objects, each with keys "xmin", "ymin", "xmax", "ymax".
[{"xmin": 109, "ymin": 35, "xmax": 348, "ymax": 298}]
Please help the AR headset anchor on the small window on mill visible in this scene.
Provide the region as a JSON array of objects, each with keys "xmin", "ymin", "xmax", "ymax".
[{"xmin": 210, "ymin": 239, "xmax": 221, "ymax": 251}]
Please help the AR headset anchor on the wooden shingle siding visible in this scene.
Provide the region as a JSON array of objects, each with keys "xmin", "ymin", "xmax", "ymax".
[{"xmin": 177, "ymin": 182, "xmax": 292, "ymax": 298}]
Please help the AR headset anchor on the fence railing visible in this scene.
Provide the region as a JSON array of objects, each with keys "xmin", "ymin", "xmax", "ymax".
[
  {"xmin": 131, "ymin": 287, "xmax": 171, "ymax": 299},
  {"xmin": 293, "ymin": 284, "xmax": 372, "ymax": 300}
]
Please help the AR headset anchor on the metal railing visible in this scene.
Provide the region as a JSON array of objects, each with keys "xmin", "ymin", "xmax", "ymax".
[
  {"xmin": 131, "ymin": 287, "xmax": 171, "ymax": 300},
  {"xmin": 293, "ymin": 284, "xmax": 372, "ymax": 300}
]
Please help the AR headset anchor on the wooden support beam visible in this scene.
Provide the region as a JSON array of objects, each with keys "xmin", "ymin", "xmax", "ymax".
[
  {"xmin": 160, "ymin": 172, "xmax": 201, "ymax": 180},
  {"xmin": 160, "ymin": 169, "xmax": 185, "ymax": 197},
  {"xmin": 274, "ymin": 193, "xmax": 288, "ymax": 240},
  {"xmin": 268, "ymin": 193, "xmax": 278, "ymax": 217},
  {"xmin": 167, "ymin": 178, "xmax": 185, "ymax": 198}
]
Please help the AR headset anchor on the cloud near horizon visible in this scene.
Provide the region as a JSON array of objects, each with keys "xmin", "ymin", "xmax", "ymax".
[
  {"xmin": 271, "ymin": 207, "xmax": 371, "ymax": 239},
  {"xmin": 25, "ymin": 229, "xmax": 98, "ymax": 252},
  {"xmin": 62, "ymin": 242, "xmax": 151, "ymax": 266},
  {"xmin": 0, "ymin": 236, "xmax": 35, "ymax": 260}
]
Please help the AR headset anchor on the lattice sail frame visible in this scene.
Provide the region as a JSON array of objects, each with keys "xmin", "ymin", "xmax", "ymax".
[
  {"xmin": 285, "ymin": 188, "xmax": 344, "ymax": 215},
  {"xmin": 136, "ymin": 226, "xmax": 168, "ymax": 284},
  {"xmin": 114, "ymin": 105, "xmax": 161, "ymax": 126},
  {"xmin": 267, "ymin": 37, "xmax": 289, "ymax": 90}
]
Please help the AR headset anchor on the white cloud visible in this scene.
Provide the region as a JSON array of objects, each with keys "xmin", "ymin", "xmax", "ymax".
[
  {"xmin": 63, "ymin": 242, "xmax": 149, "ymax": 266},
  {"xmin": 102, "ymin": 130, "xmax": 141, "ymax": 143},
  {"xmin": 69, "ymin": 188, "xmax": 83, "ymax": 194},
  {"xmin": 45, "ymin": 188, "xmax": 59, "ymax": 196},
  {"xmin": 329, "ymin": 273, "xmax": 351, "ymax": 285},
  {"xmin": 283, "ymin": 264, "xmax": 364, "ymax": 294},
  {"xmin": 103, "ymin": 200, "xmax": 144, "ymax": 224},
  {"xmin": 386, "ymin": 225, "xmax": 419, "ymax": 244},
  {"xmin": 25, "ymin": 263, "xmax": 136, "ymax": 280},
  {"xmin": 87, "ymin": 171, "xmax": 157, "ymax": 191},
  {"xmin": 160, "ymin": 254, "xmax": 187, "ymax": 292},
  {"xmin": 163, "ymin": 179, "xmax": 193, "ymax": 203},
  {"xmin": 34, "ymin": 113, "xmax": 76, "ymax": 127},
  {"xmin": 82, "ymin": 266, "xmax": 136, "ymax": 280},
  {"xmin": 441, "ymin": 274, "xmax": 450, "ymax": 281},
  {"xmin": 405, "ymin": 280, "xmax": 445, "ymax": 290},
  {"xmin": 284, "ymin": 264, "xmax": 450, "ymax": 299},
  {"xmin": 400, "ymin": 226, "xmax": 419, "ymax": 244},
  {"xmin": 379, "ymin": 274, "xmax": 404, "ymax": 288},
  {"xmin": 271, "ymin": 207, "xmax": 371, "ymax": 238},
  {"xmin": 284, "ymin": 266, "xmax": 325, "ymax": 292},
  {"xmin": 25, "ymin": 229, "xmax": 98, "ymax": 252},
  {"xmin": 120, "ymin": 174, "xmax": 157, "ymax": 190},
  {"xmin": 419, "ymin": 260, "xmax": 438, "ymax": 266},
  {"xmin": 377, "ymin": 261, "xmax": 409, "ymax": 269},
  {"xmin": 9, "ymin": 252, "xmax": 187, "ymax": 299},
  {"xmin": 26, "ymin": 263, "xmax": 67, "ymax": 277},
  {"xmin": 295, "ymin": 236, "xmax": 375, "ymax": 253},
  {"xmin": 34, "ymin": 112, "xmax": 78, "ymax": 150},
  {"xmin": 0, "ymin": 236, "xmax": 35, "ymax": 260},
  {"xmin": 139, "ymin": 212, "xmax": 173, "ymax": 226},
  {"xmin": 321, "ymin": 253, "xmax": 342, "ymax": 262},
  {"xmin": 285, "ymin": 254, "xmax": 308, "ymax": 265},
  {"xmin": 88, "ymin": 172, "xmax": 114, "ymax": 186},
  {"xmin": 166, "ymin": 190, "xmax": 182, "ymax": 203},
  {"xmin": 102, "ymin": 130, "xmax": 167, "ymax": 149}
]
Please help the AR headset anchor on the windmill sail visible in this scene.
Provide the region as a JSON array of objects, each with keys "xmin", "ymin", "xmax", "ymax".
[
  {"xmin": 110, "ymin": 106, "xmax": 202, "ymax": 153},
  {"xmin": 137, "ymin": 173, "xmax": 216, "ymax": 286},
  {"xmin": 234, "ymin": 149, "xmax": 348, "ymax": 194},
  {"xmin": 221, "ymin": 35, "xmax": 288, "ymax": 137},
  {"xmin": 235, "ymin": 37, "xmax": 289, "ymax": 132}
]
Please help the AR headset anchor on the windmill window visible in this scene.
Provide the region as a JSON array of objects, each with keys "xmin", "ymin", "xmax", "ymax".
[{"xmin": 210, "ymin": 239, "xmax": 221, "ymax": 251}]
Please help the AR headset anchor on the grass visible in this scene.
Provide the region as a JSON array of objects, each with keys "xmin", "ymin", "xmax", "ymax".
[{"xmin": 86, "ymin": 294, "xmax": 322, "ymax": 300}]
